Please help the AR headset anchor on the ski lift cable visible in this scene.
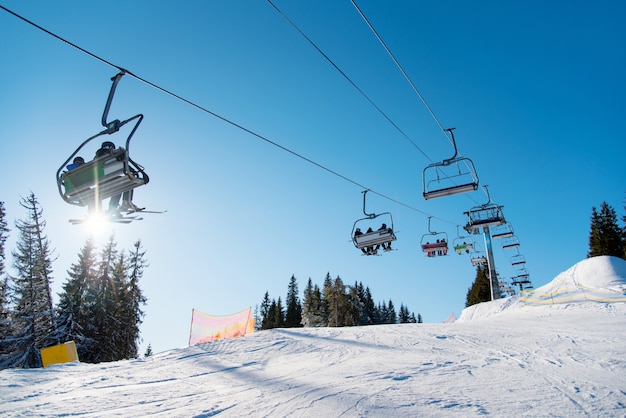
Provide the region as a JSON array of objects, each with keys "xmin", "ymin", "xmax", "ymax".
[
  {"xmin": 1, "ymin": 5, "xmax": 462, "ymax": 227},
  {"xmin": 349, "ymin": 0, "xmax": 451, "ymax": 147},
  {"xmin": 350, "ymin": 0, "xmax": 489, "ymax": 205},
  {"xmin": 266, "ymin": 0, "xmax": 433, "ymax": 163}
]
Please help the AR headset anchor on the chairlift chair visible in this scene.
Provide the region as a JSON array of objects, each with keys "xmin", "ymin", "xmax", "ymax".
[
  {"xmin": 452, "ymin": 226, "xmax": 474, "ymax": 255},
  {"xmin": 491, "ymin": 223, "xmax": 514, "ymax": 240},
  {"xmin": 420, "ymin": 217, "xmax": 448, "ymax": 257},
  {"xmin": 422, "ymin": 128, "xmax": 479, "ymax": 200},
  {"xmin": 463, "ymin": 186, "xmax": 505, "ymax": 234},
  {"xmin": 501, "ymin": 235, "xmax": 520, "ymax": 250},
  {"xmin": 510, "ymin": 254, "xmax": 526, "ymax": 266},
  {"xmin": 351, "ymin": 190, "xmax": 396, "ymax": 255},
  {"xmin": 56, "ymin": 71, "xmax": 149, "ymax": 213},
  {"xmin": 470, "ymin": 250, "xmax": 487, "ymax": 267}
]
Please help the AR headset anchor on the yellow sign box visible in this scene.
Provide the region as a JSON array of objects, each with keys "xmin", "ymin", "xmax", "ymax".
[{"xmin": 40, "ymin": 341, "xmax": 79, "ymax": 368}]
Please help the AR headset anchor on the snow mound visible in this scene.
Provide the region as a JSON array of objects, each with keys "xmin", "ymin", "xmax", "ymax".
[
  {"xmin": 459, "ymin": 256, "xmax": 626, "ymax": 322},
  {"xmin": 535, "ymin": 255, "xmax": 626, "ymax": 294}
]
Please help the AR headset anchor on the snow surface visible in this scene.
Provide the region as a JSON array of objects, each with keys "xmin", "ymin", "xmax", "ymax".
[{"xmin": 1, "ymin": 256, "xmax": 626, "ymax": 417}]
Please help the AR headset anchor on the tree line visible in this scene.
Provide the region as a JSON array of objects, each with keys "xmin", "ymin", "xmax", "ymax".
[
  {"xmin": 257, "ymin": 273, "xmax": 422, "ymax": 330},
  {"xmin": 0, "ymin": 194, "xmax": 147, "ymax": 369},
  {"xmin": 464, "ymin": 199, "xmax": 626, "ymax": 308}
]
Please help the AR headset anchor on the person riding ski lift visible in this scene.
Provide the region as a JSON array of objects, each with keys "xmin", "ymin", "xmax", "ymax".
[{"xmin": 94, "ymin": 141, "xmax": 142, "ymax": 214}]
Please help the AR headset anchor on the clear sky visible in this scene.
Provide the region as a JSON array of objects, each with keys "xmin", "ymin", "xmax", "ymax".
[{"xmin": 1, "ymin": 1, "xmax": 624, "ymax": 354}]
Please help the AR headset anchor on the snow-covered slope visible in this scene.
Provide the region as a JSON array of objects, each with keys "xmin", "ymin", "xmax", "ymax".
[
  {"xmin": 459, "ymin": 255, "xmax": 626, "ymax": 322},
  {"xmin": 1, "ymin": 257, "xmax": 625, "ymax": 417}
]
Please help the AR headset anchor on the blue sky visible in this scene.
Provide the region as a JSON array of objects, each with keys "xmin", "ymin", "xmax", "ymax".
[{"xmin": 1, "ymin": 1, "xmax": 624, "ymax": 354}]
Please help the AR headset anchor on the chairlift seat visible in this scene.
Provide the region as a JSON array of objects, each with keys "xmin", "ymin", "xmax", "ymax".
[
  {"xmin": 454, "ymin": 242, "xmax": 473, "ymax": 254},
  {"xmin": 421, "ymin": 241, "xmax": 448, "ymax": 257},
  {"xmin": 354, "ymin": 228, "xmax": 396, "ymax": 249},
  {"xmin": 471, "ymin": 256, "xmax": 487, "ymax": 267},
  {"xmin": 492, "ymin": 231, "xmax": 514, "ymax": 239},
  {"xmin": 60, "ymin": 149, "xmax": 148, "ymax": 207},
  {"xmin": 423, "ymin": 182, "xmax": 478, "ymax": 200}
]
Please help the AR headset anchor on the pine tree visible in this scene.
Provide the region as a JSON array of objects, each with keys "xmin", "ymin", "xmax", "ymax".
[
  {"xmin": 321, "ymin": 273, "xmax": 332, "ymax": 325},
  {"xmin": 2, "ymin": 194, "xmax": 56, "ymax": 368},
  {"xmin": 81, "ymin": 235, "xmax": 121, "ymax": 363},
  {"xmin": 588, "ymin": 202, "xmax": 624, "ymax": 259},
  {"xmin": 260, "ymin": 291, "xmax": 272, "ymax": 330},
  {"xmin": 274, "ymin": 297, "xmax": 285, "ymax": 328},
  {"xmin": 465, "ymin": 266, "xmax": 491, "ymax": 307},
  {"xmin": 386, "ymin": 300, "xmax": 397, "ymax": 324},
  {"xmin": 54, "ymin": 237, "xmax": 98, "ymax": 360},
  {"xmin": 345, "ymin": 283, "xmax": 363, "ymax": 326},
  {"xmin": 325, "ymin": 276, "xmax": 348, "ymax": 327},
  {"xmin": 121, "ymin": 240, "xmax": 147, "ymax": 359},
  {"xmin": 302, "ymin": 278, "xmax": 325, "ymax": 327},
  {"xmin": 285, "ymin": 275, "xmax": 302, "ymax": 328},
  {"xmin": 399, "ymin": 304, "xmax": 410, "ymax": 323},
  {"xmin": 144, "ymin": 343, "xmax": 153, "ymax": 358},
  {"xmin": 362, "ymin": 286, "xmax": 378, "ymax": 325},
  {"xmin": 417, "ymin": 313, "xmax": 423, "ymax": 324},
  {"xmin": 0, "ymin": 202, "xmax": 11, "ymax": 360},
  {"xmin": 0, "ymin": 201, "xmax": 8, "ymax": 287}
]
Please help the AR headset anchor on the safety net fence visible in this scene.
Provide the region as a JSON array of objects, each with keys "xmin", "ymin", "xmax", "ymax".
[{"xmin": 188, "ymin": 307, "xmax": 255, "ymax": 346}]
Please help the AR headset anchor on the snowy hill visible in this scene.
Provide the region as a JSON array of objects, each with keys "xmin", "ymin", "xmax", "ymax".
[{"xmin": 1, "ymin": 257, "xmax": 625, "ymax": 417}]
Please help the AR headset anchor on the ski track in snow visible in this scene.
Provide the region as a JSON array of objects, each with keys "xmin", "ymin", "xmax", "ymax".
[{"xmin": 1, "ymin": 256, "xmax": 626, "ymax": 417}]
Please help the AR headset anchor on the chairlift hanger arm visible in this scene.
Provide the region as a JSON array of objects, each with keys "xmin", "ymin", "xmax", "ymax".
[
  {"xmin": 362, "ymin": 189, "xmax": 376, "ymax": 219},
  {"xmin": 441, "ymin": 128, "xmax": 459, "ymax": 166},
  {"xmin": 101, "ymin": 70, "xmax": 127, "ymax": 132}
]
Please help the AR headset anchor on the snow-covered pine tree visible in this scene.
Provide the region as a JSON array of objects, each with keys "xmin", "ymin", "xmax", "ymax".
[
  {"xmin": 345, "ymin": 283, "xmax": 363, "ymax": 326},
  {"xmin": 588, "ymin": 202, "xmax": 625, "ymax": 259},
  {"xmin": 0, "ymin": 201, "xmax": 11, "ymax": 362},
  {"xmin": 301, "ymin": 279, "xmax": 325, "ymax": 327},
  {"xmin": 53, "ymin": 237, "xmax": 99, "ymax": 361},
  {"xmin": 285, "ymin": 274, "xmax": 302, "ymax": 328},
  {"xmin": 325, "ymin": 276, "xmax": 348, "ymax": 327},
  {"xmin": 2, "ymin": 193, "xmax": 56, "ymax": 368},
  {"xmin": 81, "ymin": 235, "xmax": 120, "ymax": 363},
  {"xmin": 120, "ymin": 240, "xmax": 147, "ymax": 359}
]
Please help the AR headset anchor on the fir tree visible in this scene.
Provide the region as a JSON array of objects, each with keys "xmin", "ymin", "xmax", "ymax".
[
  {"xmin": 2, "ymin": 193, "xmax": 56, "ymax": 368},
  {"xmin": 345, "ymin": 283, "xmax": 363, "ymax": 326},
  {"xmin": 386, "ymin": 300, "xmax": 397, "ymax": 324},
  {"xmin": 466, "ymin": 266, "xmax": 491, "ymax": 307},
  {"xmin": 285, "ymin": 275, "xmax": 302, "ymax": 328},
  {"xmin": 274, "ymin": 297, "xmax": 285, "ymax": 328},
  {"xmin": 587, "ymin": 202, "xmax": 624, "ymax": 259},
  {"xmin": 121, "ymin": 240, "xmax": 147, "ymax": 359},
  {"xmin": 321, "ymin": 273, "xmax": 332, "ymax": 325},
  {"xmin": 362, "ymin": 286, "xmax": 378, "ymax": 325},
  {"xmin": 325, "ymin": 276, "xmax": 347, "ymax": 327},
  {"xmin": 260, "ymin": 291, "xmax": 272, "ymax": 330},
  {"xmin": 54, "ymin": 237, "xmax": 98, "ymax": 360},
  {"xmin": 0, "ymin": 201, "xmax": 8, "ymax": 286},
  {"xmin": 301, "ymin": 278, "xmax": 325, "ymax": 327},
  {"xmin": 399, "ymin": 304, "xmax": 410, "ymax": 323},
  {"xmin": 0, "ymin": 202, "xmax": 11, "ymax": 360},
  {"xmin": 81, "ymin": 235, "xmax": 120, "ymax": 363}
]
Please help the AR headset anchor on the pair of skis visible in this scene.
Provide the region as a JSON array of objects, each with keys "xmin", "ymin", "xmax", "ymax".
[{"xmin": 69, "ymin": 209, "xmax": 166, "ymax": 225}]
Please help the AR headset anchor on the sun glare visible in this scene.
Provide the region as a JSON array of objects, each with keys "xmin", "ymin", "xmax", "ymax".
[{"xmin": 83, "ymin": 212, "xmax": 110, "ymax": 236}]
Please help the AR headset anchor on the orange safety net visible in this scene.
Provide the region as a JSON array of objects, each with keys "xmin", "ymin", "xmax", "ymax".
[{"xmin": 189, "ymin": 307, "xmax": 255, "ymax": 346}]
